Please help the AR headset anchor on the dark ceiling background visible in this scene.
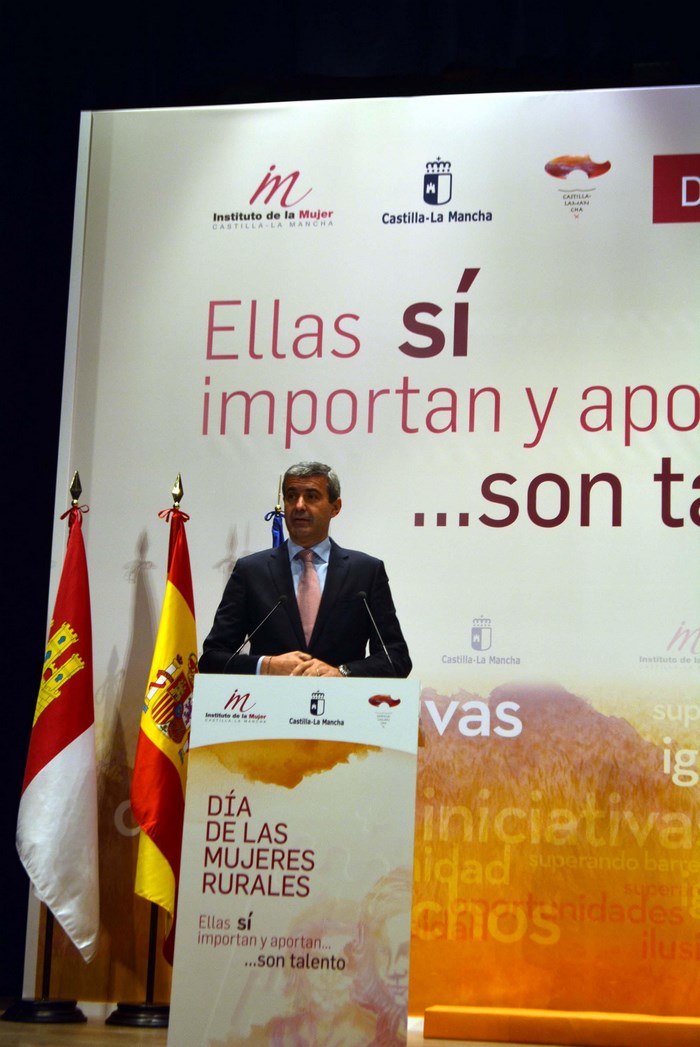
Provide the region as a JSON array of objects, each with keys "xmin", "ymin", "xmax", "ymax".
[{"xmin": 2, "ymin": 2, "xmax": 696, "ymax": 1000}]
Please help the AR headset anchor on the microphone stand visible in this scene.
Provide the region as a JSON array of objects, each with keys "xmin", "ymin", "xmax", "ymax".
[
  {"xmin": 223, "ymin": 595, "xmax": 287, "ymax": 673},
  {"xmin": 358, "ymin": 591, "xmax": 395, "ymax": 672}
]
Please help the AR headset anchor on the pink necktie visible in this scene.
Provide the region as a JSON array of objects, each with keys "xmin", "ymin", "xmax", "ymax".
[{"xmin": 297, "ymin": 549, "xmax": 321, "ymax": 644}]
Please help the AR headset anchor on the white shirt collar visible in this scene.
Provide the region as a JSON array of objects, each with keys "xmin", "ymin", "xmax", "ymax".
[{"xmin": 287, "ymin": 536, "xmax": 331, "ymax": 563}]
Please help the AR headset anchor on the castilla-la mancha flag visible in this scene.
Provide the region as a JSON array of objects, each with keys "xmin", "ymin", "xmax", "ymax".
[
  {"xmin": 16, "ymin": 504, "xmax": 99, "ymax": 962},
  {"xmin": 131, "ymin": 507, "xmax": 197, "ymax": 962}
]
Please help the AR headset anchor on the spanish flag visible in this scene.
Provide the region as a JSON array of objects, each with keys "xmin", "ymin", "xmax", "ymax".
[
  {"xmin": 16, "ymin": 503, "xmax": 99, "ymax": 962},
  {"xmin": 130, "ymin": 507, "xmax": 197, "ymax": 962}
]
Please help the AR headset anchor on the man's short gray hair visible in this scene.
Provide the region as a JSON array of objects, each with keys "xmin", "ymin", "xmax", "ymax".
[{"xmin": 283, "ymin": 462, "xmax": 341, "ymax": 502}]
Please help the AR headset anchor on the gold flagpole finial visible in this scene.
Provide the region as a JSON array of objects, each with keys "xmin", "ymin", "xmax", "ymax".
[
  {"xmin": 172, "ymin": 473, "xmax": 184, "ymax": 508},
  {"xmin": 276, "ymin": 474, "xmax": 282, "ymax": 511},
  {"xmin": 70, "ymin": 471, "xmax": 82, "ymax": 506}
]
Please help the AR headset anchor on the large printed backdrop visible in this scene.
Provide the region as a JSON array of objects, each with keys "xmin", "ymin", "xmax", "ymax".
[{"xmin": 43, "ymin": 88, "xmax": 698, "ymax": 1017}]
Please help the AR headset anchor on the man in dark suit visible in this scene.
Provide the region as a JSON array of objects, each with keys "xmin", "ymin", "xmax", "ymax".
[{"xmin": 199, "ymin": 462, "xmax": 411, "ymax": 678}]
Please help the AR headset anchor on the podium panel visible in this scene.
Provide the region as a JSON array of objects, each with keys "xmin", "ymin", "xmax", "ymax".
[{"xmin": 168, "ymin": 674, "xmax": 420, "ymax": 1047}]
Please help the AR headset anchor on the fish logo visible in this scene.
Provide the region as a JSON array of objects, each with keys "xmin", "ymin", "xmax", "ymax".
[
  {"xmin": 369, "ymin": 693, "xmax": 401, "ymax": 728},
  {"xmin": 544, "ymin": 155, "xmax": 611, "ymax": 179},
  {"xmin": 368, "ymin": 694, "xmax": 401, "ymax": 708}
]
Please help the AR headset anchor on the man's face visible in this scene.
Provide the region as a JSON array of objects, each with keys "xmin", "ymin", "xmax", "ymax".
[
  {"xmin": 283, "ymin": 474, "xmax": 341, "ymax": 548},
  {"xmin": 375, "ymin": 912, "xmax": 409, "ymax": 1006}
]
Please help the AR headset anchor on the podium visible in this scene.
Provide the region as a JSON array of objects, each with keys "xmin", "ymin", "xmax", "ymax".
[{"xmin": 167, "ymin": 674, "xmax": 420, "ymax": 1047}]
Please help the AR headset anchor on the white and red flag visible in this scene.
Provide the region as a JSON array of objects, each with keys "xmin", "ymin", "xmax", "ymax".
[{"xmin": 16, "ymin": 500, "xmax": 99, "ymax": 962}]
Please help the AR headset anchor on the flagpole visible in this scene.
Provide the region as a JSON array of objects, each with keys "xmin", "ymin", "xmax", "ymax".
[
  {"xmin": 105, "ymin": 900, "xmax": 169, "ymax": 1028},
  {"xmin": 107, "ymin": 474, "xmax": 193, "ymax": 1030},
  {"xmin": 3, "ymin": 475, "xmax": 90, "ymax": 1026},
  {"xmin": 0, "ymin": 908, "xmax": 88, "ymax": 1024},
  {"xmin": 145, "ymin": 901, "xmax": 160, "ymax": 1004},
  {"xmin": 40, "ymin": 909, "xmax": 54, "ymax": 1000}
]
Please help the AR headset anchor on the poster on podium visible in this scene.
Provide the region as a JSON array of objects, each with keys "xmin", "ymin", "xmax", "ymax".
[{"xmin": 168, "ymin": 673, "xmax": 420, "ymax": 1047}]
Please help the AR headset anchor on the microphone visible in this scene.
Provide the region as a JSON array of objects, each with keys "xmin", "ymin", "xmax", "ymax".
[
  {"xmin": 357, "ymin": 590, "xmax": 395, "ymax": 671},
  {"xmin": 222, "ymin": 595, "xmax": 287, "ymax": 673}
]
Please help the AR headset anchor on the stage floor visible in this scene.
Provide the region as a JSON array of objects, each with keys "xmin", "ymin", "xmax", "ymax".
[{"xmin": 0, "ymin": 1011, "xmax": 560, "ymax": 1047}]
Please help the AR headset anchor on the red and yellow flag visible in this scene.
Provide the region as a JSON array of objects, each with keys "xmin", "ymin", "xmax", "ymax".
[
  {"xmin": 17, "ymin": 503, "xmax": 99, "ymax": 962},
  {"xmin": 130, "ymin": 508, "xmax": 197, "ymax": 962}
]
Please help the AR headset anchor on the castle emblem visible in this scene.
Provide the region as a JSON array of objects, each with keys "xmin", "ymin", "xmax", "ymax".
[
  {"xmin": 310, "ymin": 690, "xmax": 325, "ymax": 716},
  {"xmin": 471, "ymin": 616, "xmax": 492, "ymax": 652},
  {"xmin": 423, "ymin": 158, "xmax": 452, "ymax": 206},
  {"xmin": 36, "ymin": 621, "xmax": 85, "ymax": 724}
]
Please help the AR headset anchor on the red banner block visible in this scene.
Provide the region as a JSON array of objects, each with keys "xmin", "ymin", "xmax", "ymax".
[{"xmin": 653, "ymin": 154, "xmax": 700, "ymax": 223}]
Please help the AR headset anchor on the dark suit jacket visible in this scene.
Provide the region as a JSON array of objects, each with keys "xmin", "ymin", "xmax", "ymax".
[{"xmin": 199, "ymin": 538, "xmax": 411, "ymax": 678}]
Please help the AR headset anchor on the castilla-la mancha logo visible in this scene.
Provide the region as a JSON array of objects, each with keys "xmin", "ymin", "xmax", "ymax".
[
  {"xmin": 310, "ymin": 691, "xmax": 325, "ymax": 717},
  {"xmin": 423, "ymin": 158, "xmax": 452, "ymax": 205},
  {"xmin": 471, "ymin": 616, "xmax": 492, "ymax": 652}
]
